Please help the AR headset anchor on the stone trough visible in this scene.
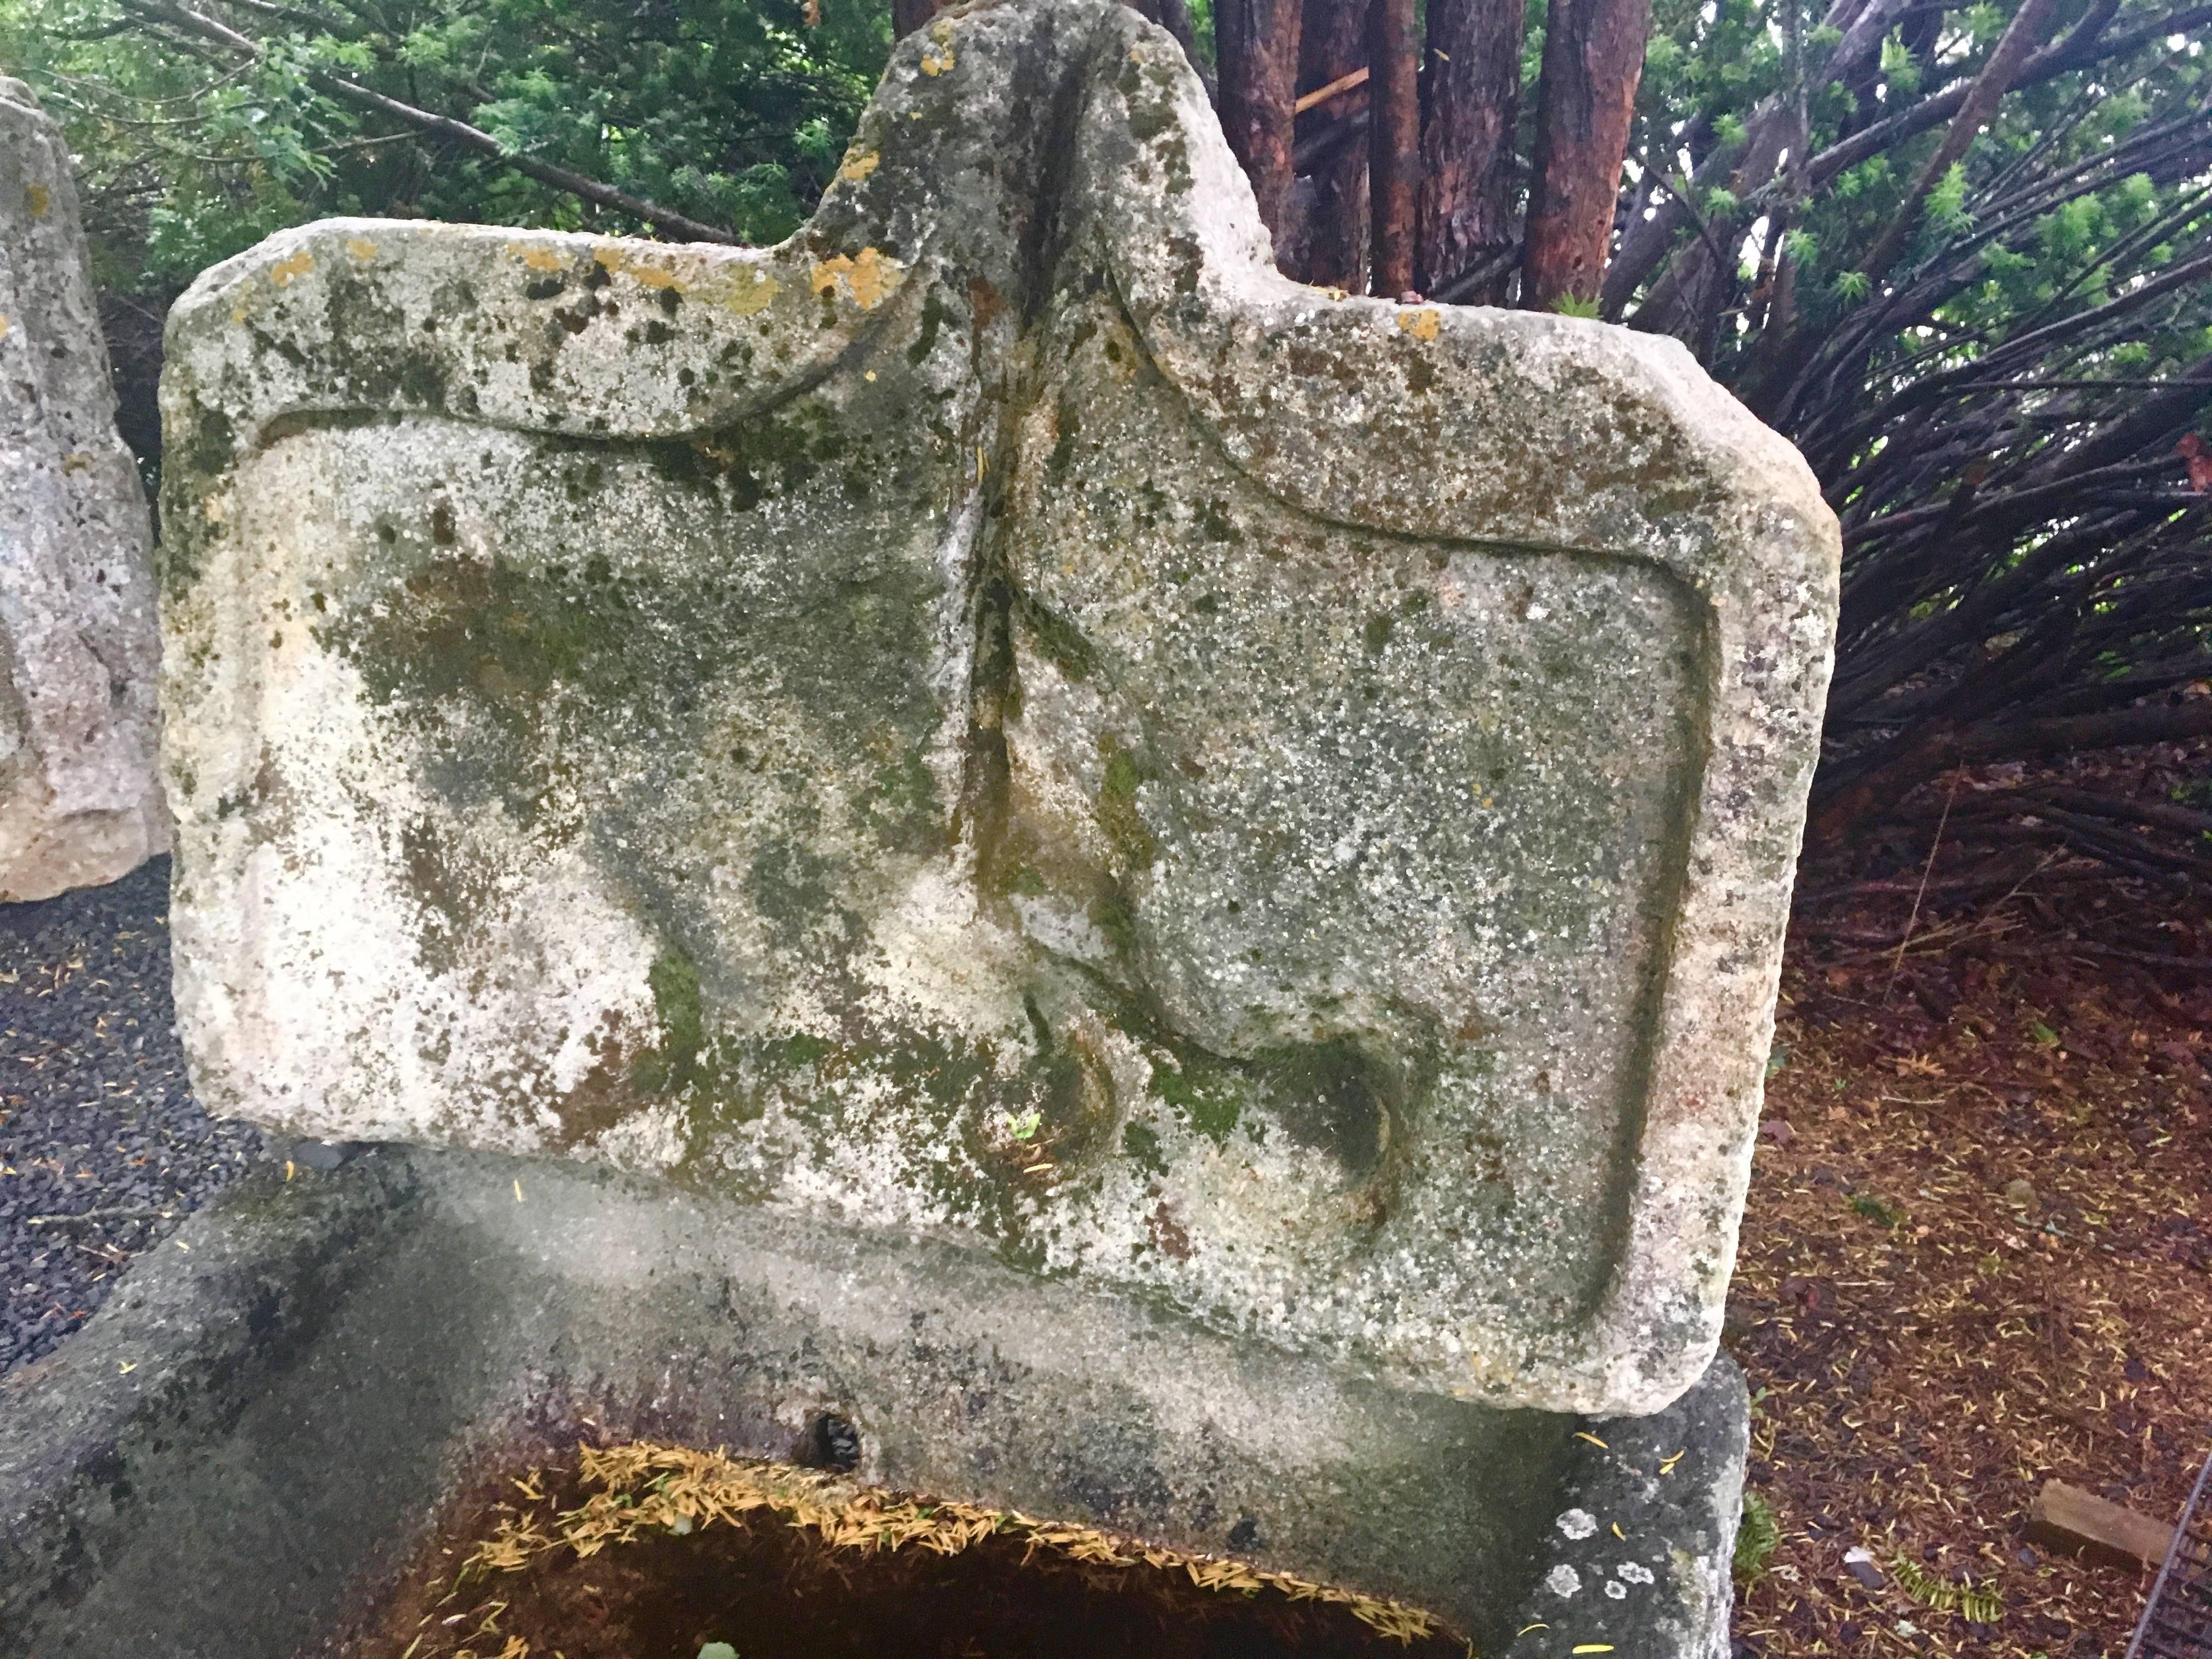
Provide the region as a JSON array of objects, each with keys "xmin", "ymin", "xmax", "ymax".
[
  {"xmin": 2, "ymin": 1, "xmax": 1837, "ymax": 1652},
  {"xmin": 2, "ymin": 1142, "xmax": 1746, "ymax": 1657}
]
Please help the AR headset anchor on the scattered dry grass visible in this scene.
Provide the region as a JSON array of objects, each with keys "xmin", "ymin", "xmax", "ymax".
[
  {"xmin": 465, "ymin": 1441, "xmax": 1448, "ymax": 1645},
  {"xmin": 359, "ymin": 1440, "xmax": 1465, "ymax": 1659}
]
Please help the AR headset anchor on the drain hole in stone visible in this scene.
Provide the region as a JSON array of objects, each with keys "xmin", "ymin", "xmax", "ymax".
[
  {"xmin": 338, "ymin": 1442, "xmax": 1468, "ymax": 1657},
  {"xmin": 795, "ymin": 1410, "xmax": 861, "ymax": 1471}
]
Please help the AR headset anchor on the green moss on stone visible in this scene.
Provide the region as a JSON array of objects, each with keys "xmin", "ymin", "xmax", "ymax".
[
  {"xmin": 1148, "ymin": 1052, "xmax": 1240, "ymax": 1144},
  {"xmin": 1121, "ymin": 1120, "xmax": 1167, "ymax": 1174}
]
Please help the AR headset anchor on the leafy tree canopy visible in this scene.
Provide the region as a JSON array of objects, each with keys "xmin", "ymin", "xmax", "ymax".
[{"xmin": 0, "ymin": 0, "xmax": 890, "ymax": 291}]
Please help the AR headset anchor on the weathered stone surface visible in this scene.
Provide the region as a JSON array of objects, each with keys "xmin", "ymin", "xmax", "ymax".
[
  {"xmin": 1, "ymin": 80, "xmax": 167, "ymax": 901},
  {"xmin": 1503, "ymin": 1351, "xmax": 1748, "ymax": 1658},
  {"xmin": 160, "ymin": 0, "xmax": 1838, "ymax": 1412},
  {"xmin": 0, "ymin": 1143, "xmax": 1748, "ymax": 1657}
]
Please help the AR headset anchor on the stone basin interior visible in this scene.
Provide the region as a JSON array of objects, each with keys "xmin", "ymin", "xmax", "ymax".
[{"xmin": 0, "ymin": 1146, "xmax": 1741, "ymax": 1659}]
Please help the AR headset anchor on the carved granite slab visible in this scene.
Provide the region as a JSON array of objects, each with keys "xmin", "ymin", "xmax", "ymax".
[{"xmin": 159, "ymin": 0, "xmax": 1838, "ymax": 1413}]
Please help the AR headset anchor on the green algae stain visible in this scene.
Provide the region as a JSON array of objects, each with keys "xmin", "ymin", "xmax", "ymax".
[
  {"xmin": 1251, "ymin": 1037, "xmax": 1393, "ymax": 1177},
  {"xmin": 1015, "ymin": 593, "xmax": 1097, "ymax": 684},
  {"xmin": 340, "ymin": 547, "xmax": 637, "ymax": 723},
  {"xmin": 630, "ymin": 946, "xmax": 705, "ymax": 1095},
  {"xmin": 857, "ymin": 746, "xmax": 945, "ymax": 855},
  {"xmin": 907, "ymin": 285, "xmax": 950, "ymax": 366},
  {"xmin": 1047, "ymin": 404, "xmax": 1081, "ymax": 480},
  {"xmin": 1121, "ymin": 1120, "xmax": 1168, "ymax": 1175},
  {"xmin": 1149, "ymin": 1052, "xmax": 1240, "ymax": 1144},
  {"xmin": 1094, "ymin": 734, "xmax": 1160, "ymax": 871},
  {"xmin": 1087, "ymin": 884, "xmax": 1141, "ymax": 957},
  {"xmin": 647, "ymin": 405, "xmax": 850, "ymax": 510}
]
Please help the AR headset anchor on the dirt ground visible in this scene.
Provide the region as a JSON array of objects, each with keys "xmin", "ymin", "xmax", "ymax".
[{"xmin": 1733, "ymin": 808, "xmax": 2212, "ymax": 1657}]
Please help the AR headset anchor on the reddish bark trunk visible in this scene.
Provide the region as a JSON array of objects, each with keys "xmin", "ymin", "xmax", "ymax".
[
  {"xmin": 1299, "ymin": 0, "xmax": 1370, "ymax": 291},
  {"xmin": 1217, "ymin": 0, "xmax": 1305, "ymax": 250},
  {"xmin": 892, "ymin": 0, "xmax": 940, "ymax": 39},
  {"xmin": 1417, "ymin": 0, "xmax": 1526, "ymax": 300},
  {"xmin": 1521, "ymin": 0, "xmax": 1649, "ymax": 309},
  {"xmin": 1367, "ymin": 0, "xmax": 1420, "ymax": 297}
]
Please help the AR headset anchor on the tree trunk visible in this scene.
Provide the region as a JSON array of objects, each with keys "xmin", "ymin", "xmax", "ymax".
[
  {"xmin": 1367, "ymin": 0, "xmax": 1420, "ymax": 297},
  {"xmin": 1521, "ymin": 0, "xmax": 1650, "ymax": 309},
  {"xmin": 1297, "ymin": 0, "xmax": 1370, "ymax": 290},
  {"xmin": 892, "ymin": 0, "xmax": 939, "ymax": 39},
  {"xmin": 1217, "ymin": 0, "xmax": 1305, "ymax": 251},
  {"xmin": 1417, "ymin": 0, "xmax": 1526, "ymax": 300}
]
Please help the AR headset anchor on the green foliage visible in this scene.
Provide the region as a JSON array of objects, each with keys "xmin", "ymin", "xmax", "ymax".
[
  {"xmin": 1892, "ymin": 1555, "xmax": 2003, "ymax": 1623},
  {"xmin": 1925, "ymin": 162, "xmax": 1970, "ymax": 234},
  {"xmin": 1849, "ymin": 1193, "xmax": 1903, "ymax": 1228},
  {"xmin": 0, "ymin": 0, "xmax": 891, "ymax": 292},
  {"xmin": 1550, "ymin": 291, "xmax": 1603, "ymax": 318},
  {"xmin": 1734, "ymin": 1491, "xmax": 1781, "ymax": 1585},
  {"xmin": 1878, "ymin": 30, "xmax": 1922, "ymax": 97}
]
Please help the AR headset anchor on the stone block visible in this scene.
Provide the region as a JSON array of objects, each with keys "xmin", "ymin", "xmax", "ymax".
[
  {"xmin": 159, "ymin": 0, "xmax": 1837, "ymax": 1412},
  {"xmin": 0, "ymin": 80, "xmax": 167, "ymax": 901}
]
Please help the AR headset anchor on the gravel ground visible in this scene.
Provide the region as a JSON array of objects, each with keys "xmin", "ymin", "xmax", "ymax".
[{"xmin": 1, "ymin": 856, "xmax": 263, "ymax": 1378}]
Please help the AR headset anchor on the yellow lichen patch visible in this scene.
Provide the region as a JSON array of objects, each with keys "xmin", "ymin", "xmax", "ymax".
[
  {"xmin": 26, "ymin": 183, "xmax": 48, "ymax": 218},
  {"xmin": 591, "ymin": 244, "xmax": 689, "ymax": 292},
  {"xmin": 345, "ymin": 236, "xmax": 380, "ymax": 262},
  {"xmin": 847, "ymin": 246, "xmax": 896, "ymax": 308},
  {"xmin": 0, "ymin": 315, "xmax": 9, "ymax": 340},
  {"xmin": 839, "ymin": 150, "xmax": 882, "ymax": 183},
  {"xmin": 467, "ymin": 1441, "xmax": 1450, "ymax": 1645},
  {"xmin": 717, "ymin": 266, "xmax": 780, "ymax": 317},
  {"xmin": 269, "ymin": 250, "xmax": 315, "ymax": 287},
  {"xmin": 507, "ymin": 241, "xmax": 568, "ymax": 273},
  {"xmin": 811, "ymin": 247, "xmax": 901, "ymax": 311},
  {"xmin": 919, "ymin": 47, "xmax": 955, "ymax": 75},
  {"xmin": 1396, "ymin": 308, "xmax": 1440, "ymax": 342}
]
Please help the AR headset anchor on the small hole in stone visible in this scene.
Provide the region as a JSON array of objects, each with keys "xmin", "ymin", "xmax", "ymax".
[{"xmin": 795, "ymin": 1410, "xmax": 860, "ymax": 1471}]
